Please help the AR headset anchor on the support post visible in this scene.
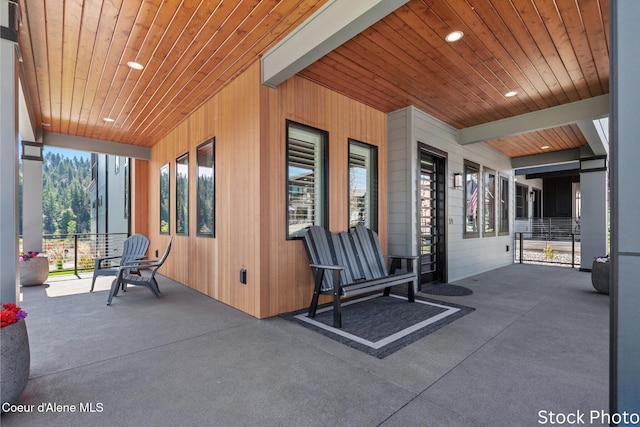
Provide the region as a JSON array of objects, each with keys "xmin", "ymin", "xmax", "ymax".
[
  {"xmin": 0, "ymin": 0, "xmax": 19, "ymax": 303},
  {"xmin": 610, "ymin": 0, "xmax": 640, "ymax": 413}
]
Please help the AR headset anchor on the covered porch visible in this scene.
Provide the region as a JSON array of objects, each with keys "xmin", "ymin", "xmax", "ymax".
[{"xmin": 3, "ymin": 264, "xmax": 607, "ymax": 426}]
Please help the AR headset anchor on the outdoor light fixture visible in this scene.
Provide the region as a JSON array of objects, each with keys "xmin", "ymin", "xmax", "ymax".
[
  {"xmin": 21, "ymin": 141, "xmax": 43, "ymax": 161},
  {"xmin": 445, "ymin": 30, "xmax": 464, "ymax": 42},
  {"xmin": 127, "ymin": 61, "xmax": 144, "ymax": 70},
  {"xmin": 530, "ymin": 191, "xmax": 535, "ymax": 202},
  {"xmin": 505, "ymin": 91, "xmax": 518, "ymax": 97},
  {"xmin": 453, "ymin": 173, "xmax": 463, "ymax": 189},
  {"xmin": 103, "ymin": 117, "xmax": 115, "ymax": 123}
]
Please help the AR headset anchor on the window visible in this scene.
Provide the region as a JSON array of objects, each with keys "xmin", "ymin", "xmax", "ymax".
[
  {"xmin": 286, "ymin": 121, "xmax": 328, "ymax": 239},
  {"xmin": 348, "ymin": 140, "xmax": 378, "ymax": 231},
  {"xmin": 159, "ymin": 163, "xmax": 170, "ymax": 234},
  {"xmin": 124, "ymin": 158, "xmax": 129, "ymax": 219},
  {"xmin": 464, "ymin": 161, "xmax": 480, "ymax": 237},
  {"xmin": 499, "ymin": 176, "xmax": 510, "ymax": 234},
  {"xmin": 176, "ymin": 153, "xmax": 189, "ymax": 235},
  {"xmin": 196, "ymin": 138, "xmax": 215, "ymax": 237},
  {"xmin": 515, "ymin": 183, "xmax": 528, "ymax": 219},
  {"xmin": 483, "ymin": 169, "xmax": 495, "ymax": 235}
]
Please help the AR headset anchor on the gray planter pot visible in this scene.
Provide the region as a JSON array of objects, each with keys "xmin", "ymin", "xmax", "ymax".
[
  {"xmin": 19, "ymin": 257, "xmax": 49, "ymax": 286},
  {"xmin": 591, "ymin": 260, "xmax": 610, "ymax": 295},
  {"xmin": 1, "ymin": 319, "xmax": 30, "ymax": 409}
]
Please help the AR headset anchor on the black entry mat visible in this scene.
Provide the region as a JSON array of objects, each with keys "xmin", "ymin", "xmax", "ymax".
[
  {"xmin": 280, "ymin": 294, "xmax": 474, "ymax": 359},
  {"xmin": 419, "ymin": 284, "xmax": 474, "ymax": 296}
]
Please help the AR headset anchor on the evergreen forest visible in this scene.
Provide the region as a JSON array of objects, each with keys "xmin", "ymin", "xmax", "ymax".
[{"xmin": 20, "ymin": 152, "xmax": 91, "ymax": 236}]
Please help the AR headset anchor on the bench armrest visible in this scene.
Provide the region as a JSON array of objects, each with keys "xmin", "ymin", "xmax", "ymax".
[{"xmin": 309, "ymin": 263, "xmax": 345, "ymax": 271}]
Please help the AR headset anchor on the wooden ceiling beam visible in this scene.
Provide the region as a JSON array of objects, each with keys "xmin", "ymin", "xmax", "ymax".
[
  {"xmin": 458, "ymin": 94, "xmax": 609, "ymax": 145},
  {"xmin": 261, "ymin": 0, "xmax": 408, "ymax": 88}
]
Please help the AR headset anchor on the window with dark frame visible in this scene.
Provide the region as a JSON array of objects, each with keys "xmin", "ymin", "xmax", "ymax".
[
  {"xmin": 286, "ymin": 121, "xmax": 328, "ymax": 239},
  {"xmin": 124, "ymin": 158, "xmax": 129, "ymax": 220},
  {"xmin": 176, "ymin": 153, "xmax": 189, "ymax": 235},
  {"xmin": 515, "ymin": 183, "xmax": 528, "ymax": 219},
  {"xmin": 196, "ymin": 138, "xmax": 215, "ymax": 237},
  {"xmin": 483, "ymin": 168, "xmax": 495, "ymax": 235},
  {"xmin": 159, "ymin": 163, "xmax": 170, "ymax": 234},
  {"xmin": 348, "ymin": 140, "xmax": 378, "ymax": 231},
  {"xmin": 499, "ymin": 176, "xmax": 510, "ymax": 234},
  {"xmin": 464, "ymin": 161, "xmax": 480, "ymax": 238}
]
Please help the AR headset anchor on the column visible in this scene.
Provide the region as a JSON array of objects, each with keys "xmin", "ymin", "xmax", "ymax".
[
  {"xmin": 0, "ymin": 0, "xmax": 19, "ymax": 303},
  {"xmin": 579, "ymin": 160, "xmax": 607, "ymax": 270},
  {"xmin": 22, "ymin": 142, "xmax": 44, "ymax": 252},
  {"xmin": 610, "ymin": 0, "xmax": 640, "ymax": 414}
]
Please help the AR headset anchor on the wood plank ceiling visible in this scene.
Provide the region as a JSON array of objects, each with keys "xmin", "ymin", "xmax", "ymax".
[{"xmin": 17, "ymin": 0, "xmax": 609, "ymax": 158}]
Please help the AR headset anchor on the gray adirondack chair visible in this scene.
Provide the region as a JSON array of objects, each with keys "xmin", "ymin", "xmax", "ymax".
[
  {"xmin": 107, "ymin": 236, "xmax": 173, "ymax": 305},
  {"xmin": 90, "ymin": 234, "xmax": 150, "ymax": 292}
]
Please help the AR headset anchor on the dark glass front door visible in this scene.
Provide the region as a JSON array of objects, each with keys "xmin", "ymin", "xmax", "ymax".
[{"xmin": 419, "ymin": 148, "xmax": 446, "ymax": 286}]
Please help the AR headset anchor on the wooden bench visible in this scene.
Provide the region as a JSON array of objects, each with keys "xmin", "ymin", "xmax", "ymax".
[{"xmin": 303, "ymin": 225, "xmax": 417, "ymax": 328}]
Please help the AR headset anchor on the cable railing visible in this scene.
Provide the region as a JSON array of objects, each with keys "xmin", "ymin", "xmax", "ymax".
[
  {"xmin": 20, "ymin": 233, "xmax": 129, "ymax": 275},
  {"xmin": 514, "ymin": 229, "xmax": 580, "ymax": 268}
]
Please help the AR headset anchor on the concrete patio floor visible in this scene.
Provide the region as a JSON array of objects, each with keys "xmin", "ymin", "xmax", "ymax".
[{"xmin": 2, "ymin": 264, "xmax": 609, "ymax": 427}]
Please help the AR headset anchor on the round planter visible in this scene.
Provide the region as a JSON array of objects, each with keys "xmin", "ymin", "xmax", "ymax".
[
  {"xmin": 1, "ymin": 320, "xmax": 30, "ymax": 409},
  {"xmin": 19, "ymin": 257, "xmax": 49, "ymax": 286},
  {"xmin": 591, "ymin": 260, "xmax": 610, "ymax": 295}
]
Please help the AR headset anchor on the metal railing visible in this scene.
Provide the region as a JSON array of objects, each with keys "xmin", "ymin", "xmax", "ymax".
[
  {"xmin": 514, "ymin": 231, "xmax": 580, "ymax": 268},
  {"xmin": 529, "ymin": 217, "xmax": 581, "ymax": 241},
  {"xmin": 20, "ymin": 233, "xmax": 129, "ymax": 275}
]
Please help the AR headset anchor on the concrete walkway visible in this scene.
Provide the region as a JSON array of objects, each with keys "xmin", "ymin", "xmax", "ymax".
[{"xmin": 2, "ymin": 264, "xmax": 609, "ymax": 426}]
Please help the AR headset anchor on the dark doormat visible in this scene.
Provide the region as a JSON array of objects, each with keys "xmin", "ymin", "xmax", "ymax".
[
  {"xmin": 280, "ymin": 294, "xmax": 474, "ymax": 359},
  {"xmin": 419, "ymin": 284, "xmax": 474, "ymax": 296}
]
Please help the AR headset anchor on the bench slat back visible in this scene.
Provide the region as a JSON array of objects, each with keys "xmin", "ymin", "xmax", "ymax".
[
  {"xmin": 303, "ymin": 226, "xmax": 338, "ymax": 292},
  {"xmin": 336, "ymin": 231, "xmax": 366, "ymax": 283},
  {"xmin": 351, "ymin": 225, "xmax": 389, "ymax": 279}
]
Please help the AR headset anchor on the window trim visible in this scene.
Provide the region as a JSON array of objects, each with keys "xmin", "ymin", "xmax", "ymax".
[
  {"xmin": 483, "ymin": 167, "xmax": 496, "ymax": 237},
  {"xmin": 159, "ymin": 163, "xmax": 170, "ymax": 235},
  {"xmin": 515, "ymin": 183, "xmax": 529, "ymax": 220},
  {"xmin": 499, "ymin": 175, "xmax": 510, "ymax": 235},
  {"xmin": 196, "ymin": 138, "xmax": 215, "ymax": 238},
  {"xmin": 463, "ymin": 160, "xmax": 480, "ymax": 238},
  {"xmin": 348, "ymin": 139, "xmax": 378, "ymax": 232},
  {"xmin": 175, "ymin": 152, "xmax": 189, "ymax": 236},
  {"xmin": 285, "ymin": 120, "xmax": 329, "ymax": 240}
]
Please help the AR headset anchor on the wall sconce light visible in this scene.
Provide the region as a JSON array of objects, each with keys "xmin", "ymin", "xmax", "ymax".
[
  {"xmin": 529, "ymin": 191, "xmax": 535, "ymax": 202},
  {"xmin": 453, "ymin": 173, "xmax": 463, "ymax": 189}
]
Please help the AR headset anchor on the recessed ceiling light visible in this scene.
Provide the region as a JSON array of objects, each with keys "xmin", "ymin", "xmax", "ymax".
[
  {"xmin": 127, "ymin": 61, "xmax": 144, "ymax": 70},
  {"xmin": 103, "ymin": 117, "xmax": 115, "ymax": 123},
  {"xmin": 41, "ymin": 122, "xmax": 50, "ymax": 127},
  {"xmin": 505, "ymin": 91, "xmax": 518, "ymax": 97},
  {"xmin": 541, "ymin": 145, "xmax": 550, "ymax": 149},
  {"xmin": 445, "ymin": 31, "xmax": 464, "ymax": 43}
]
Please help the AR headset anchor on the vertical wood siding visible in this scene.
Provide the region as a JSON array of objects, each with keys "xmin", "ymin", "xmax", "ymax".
[{"xmin": 146, "ymin": 61, "xmax": 387, "ymax": 318}]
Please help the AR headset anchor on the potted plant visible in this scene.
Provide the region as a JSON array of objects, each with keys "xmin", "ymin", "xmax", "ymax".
[
  {"xmin": 1, "ymin": 303, "xmax": 29, "ymax": 409},
  {"xmin": 591, "ymin": 255, "xmax": 610, "ymax": 295},
  {"xmin": 19, "ymin": 251, "xmax": 49, "ymax": 286}
]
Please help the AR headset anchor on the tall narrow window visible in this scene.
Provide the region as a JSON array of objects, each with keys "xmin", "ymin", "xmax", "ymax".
[
  {"xmin": 349, "ymin": 140, "xmax": 378, "ymax": 231},
  {"xmin": 483, "ymin": 169, "xmax": 495, "ymax": 235},
  {"xmin": 196, "ymin": 138, "xmax": 215, "ymax": 237},
  {"xmin": 159, "ymin": 163, "xmax": 170, "ymax": 234},
  {"xmin": 176, "ymin": 153, "xmax": 189, "ymax": 235},
  {"xmin": 499, "ymin": 176, "xmax": 510, "ymax": 234},
  {"xmin": 286, "ymin": 121, "xmax": 328, "ymax": 239},
  {"xmin": 515, "ymin": 183, "xmax": 528, "ymax": 219},
  {"xmin": 464, "ymin": 161, "xmax": 480, "ymax": 238}
]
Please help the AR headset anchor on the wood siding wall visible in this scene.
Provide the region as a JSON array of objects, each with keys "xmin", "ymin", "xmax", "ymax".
[{"xmin": 146, "ymin": 61, "xmax": 387, "ymax": 318}]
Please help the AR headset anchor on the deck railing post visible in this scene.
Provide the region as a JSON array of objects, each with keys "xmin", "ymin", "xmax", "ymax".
[
  {"xmin": 571, "ymin": 233, "xmax": 575, "ymax": 269},
  {"xmin": 74, "ymin": 234, "xmax": 78, "ymax": 275},
  {"xmin": 519, "ymin": 232, "xmax": 524, "ymax": 264}
]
